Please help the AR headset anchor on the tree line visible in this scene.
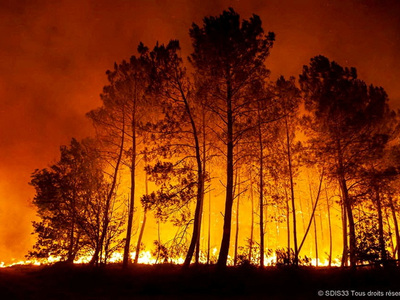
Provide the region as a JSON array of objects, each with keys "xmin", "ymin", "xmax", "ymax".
[{"xmin": 28, "ymin": 8, "xmax": 400, "ymax": 269}]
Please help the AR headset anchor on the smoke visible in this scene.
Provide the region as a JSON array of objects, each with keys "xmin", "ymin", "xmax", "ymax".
[{"xmin": 0, "ymin": 0, "xmax": 399, "ymax": 263}]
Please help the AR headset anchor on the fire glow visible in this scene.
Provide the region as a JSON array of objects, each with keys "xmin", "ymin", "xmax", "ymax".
[
  {"xmin": 0, "ymin": 251, "xmax": 342, "ymax": 268},
  {"xmin": 0, "ymin": 3, "xmax": 399, "ymax": 271}
]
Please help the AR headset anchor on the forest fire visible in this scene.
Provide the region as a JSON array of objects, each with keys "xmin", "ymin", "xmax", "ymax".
[
  {"xmin": 0, "ymin": 250, "xmax": 343, "ymax": 268},
  {"xmin": 0, "ymin": 251, "xmax": 150, "ymax": 268},
  {"xmin": 13, "ymin": 6, "xmax": 398, "ymax": 271},
  {"xmin": 1, "ymin": 1, "xmax": 400, "ymax": 298},
  {"xmin": 0, "ymin": 250, "xmax": 186, "ymax": 268}
]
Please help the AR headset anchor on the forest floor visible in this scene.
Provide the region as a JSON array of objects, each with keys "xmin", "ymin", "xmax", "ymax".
[{"xmin": 1, "ymin": 263, "xmax": 400, "ymax": 299}]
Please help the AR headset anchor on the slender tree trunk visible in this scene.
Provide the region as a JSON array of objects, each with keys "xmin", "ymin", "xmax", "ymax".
[
  {"xmin": 234, "ymin": 176, "xmax": 240, "ymax": 266},
  {"xmin": 375, "ymin": 186, "xmax": 387, "ymax": 264},
  {"xmin": 72, "ymin": 231, "xmax": 81, "ymax": 262},
  {"xmin": 308, "ymin": 181, "xmax": 318, "ymax": 267},
  {"xmin": 285, "ymin": 188, "xmax": 291, "ymax": 264},
  {"xmin": 92, "ymin": 206, "xmax": 101, "ymax": 264},
  {"xmin": 217, "ymin": 84, "xmax": 234, "ymax": 268},
  {"xmin": 259, "ymin": 145, "xmax": 265, "ymax": 267},
  {"xmin": 155, "ymin": 221, "xmax": 161, "ymax": 264},
  {"xmin": 325, "ymin": 185, "xmax": 333, "ymax": 267},
  {"xmin": 207, "ymin": 185, "xmax": 211, "ymax": 265},
  {"xmin": 336, "ymin": 140, "xmax": 355, "ymax": 268},
  {"xmin": 313, "ymin": 210, "xmax": 318, "ymax": 266},
  {"xmin": 249, "ymin": 175, "xmax": 254, "ymax": 263},
  {"xmin": 67, "ymin": 223, "xmax": 75, "ymax": 263},
  {"xmin": 90, "ymin": 114, "xmax": 125, "ymax": 266},
  {"xmin": 134, "ymin": 166, "xmax": 149, "ymax": 265},
  {"xmin": 133, "ymin": 209, "xmax": 147, "ymax": 264},
  {"xmin": 275, "ymin": 208, "xmax": 279, "ymax": 252},
  {"xmin": 182, "ymin": 89, "xmax": 204, "ymax": 267},
  {"xmin": 340, "ymin": 177, "xmax": 356, "ymax": 268},
  {"xmin": 195, "ymin": 122, "xmax": 207, "ymax": 264},
  {"xmin": 183, "ymin": 166, "xmax": 203, "ymax": 266},
  {"xmin": 195, "ymin": 200, "xmax": 204, "ymax": 264},
  {"xmin": 104, "ymin": 233, "xmax": 111, "ymax": 264},
  {"xmin": 255, "ymin": 103, "xmax": 265, "ymax": 268},
  {"xmin": 385, "ymin": 208, "xmax": 395, "ymax": 258},
  {"xmin": 67, "ymin": 194, "xmax": 76, "ymax": 263},
  {"xmin": 319, "ymin": 208, "xmax": 324, "ymax": 256},
  {"xmin": 182, "ymin": 164, "xmax": 203, "ymax": 266},
  {"xmin": 388, "ymin": 196, "xmax": 400, "ymax": 265},
  {"xmin": 298, "ymin": 171, "xmax": 323, "ymax": 255},
  {"xmin": 99, "ymin": 241, "xmax": 104, "ymax": 265},
  {"xmin": 123, "ymin": 112, "xmax": 136, "ymax": 268},
  {"xmin": 341, "ymin": 202, "xmax": 348, "ymax": 267},
  {"xmin": 285, "ymin": 116, "xmax": 298, "ymax": 266}
]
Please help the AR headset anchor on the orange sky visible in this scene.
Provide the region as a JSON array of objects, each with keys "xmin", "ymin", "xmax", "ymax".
[{"xmin": 0, "ymin": 0, "xmax": 399, "ymax": 264}]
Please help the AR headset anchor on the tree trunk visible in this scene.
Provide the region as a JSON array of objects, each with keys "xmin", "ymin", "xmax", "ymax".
[
  {"xmin": 259, "ymin": 152, "xmax": 265, "ymax": 266},
  {"xmin": 249, "ymin": 175, "xmax": 254, "ymax": 263},
  {"xmin": 375, "ymin": 186, "xmax": 387, "ymax": 264},
  {"xmin": 255, "ymin": 102, "xmax": 265, "ymax": 268},
  {"xmin": 72, "ymin": 231, "xmax": 81, "ymax": 263},
  {"xmin": 285, "ymin": 188, "xmax": 290, "ymax": 264},
  {"xmin": 207, "ymin": 186, "xmax": 211, "ymax": 265},
  {"xmin": 325, "ymin": 185, "xmax": 333, "ymax": 267},
  {"xmin": 155, "ymin": 221, "xmax": 161, "ymax": 264},
  {"xmin": 182, "ymin": 89, "xmax": 204, "ymax": 267},
  {"xmin": 341, "ymin": 202, "xmax": 348, "ymax": 267},
  {"xmin": 194, "ymin": 198, "xmax": 204, "ymax": 264},
  {"xmin": 134, "ymin": 209, "xmax": 147, "ymax": 264},
  {"xmin": 217, "ymin": 84, "xmax": 234, "ymax": 268},
  {"xmin": 388, "ymin": 196, "xmax": 400, "ymax": 266},
  {"xmin": 182, "ymin": 165, "xmax": 204, "ymax": 267},
  {"xmin": 340, "ymin": 176, "xmax": 356, "ymax": 268},
  {"xmin": 336, "ymin": 140, "xmax": 354, "ymax": 268},
  {"xmin": 319, "ymin": 208, "xmax": 324, "ymax": 258},
  {"xmin": 134, "ymin": 166, "xmax": 149, "ymax": 265},
  {"xmin": 123, "ymin": 115, "xmax": 136, "ymax": 268},
  {"xmin": 298, "ymin": 171, "xmax": 323, "ymax": 255},
  {"xmin": 195, "ymin": 123, "xmax": 207, "ymax": 265},
  {"xmin": 307, "ymin": 179, "xmax": 318, "ymax": 266},
  {"xmin": 311, "ymin": 196, "xmax": 318, "ymax": 266},
  {"xmin": 67, "ymin": 226, "xmax": 75, "ymax": 263},
  {"xmin": 90, "ymin": 113, "xmax": 125, "ymax": 266},
  {"xmin": 67, "ymin": 199, "xmax": 76, "ymax": 263},
  {"xmin": 285, "ymin": 116, "xmax": 298, "ymax": 266},
  {"xmin": 385, "ymin": 208, "xmax": 395, "ymax": 258},
  {"xmin": 234, "ymin": 176, "xmax": 240, "ymax": 266}
]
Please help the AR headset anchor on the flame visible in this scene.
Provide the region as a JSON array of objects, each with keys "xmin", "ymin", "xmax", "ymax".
[
  {"xmin": 0, "ymin": 251, "xmax": 159, "ymax": 268},
  {"xmin": 0, "ymin": 249, "xmax": 342, "ymax": 268},
  {"xmin": 72, "ymin": 251, "xmax": 159, "ymax": 265},
  {"xmin": 0, "ymin": 258, "xmax": 43, "ymax": 268},
  {"xmin": 312, "ymin": 258, "xmax": 341, "ymax": 267}
]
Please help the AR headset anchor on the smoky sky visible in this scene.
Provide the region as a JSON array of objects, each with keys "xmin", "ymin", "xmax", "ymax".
[{"xmin": 0, "ymin": 0, "xmax": 399, "ymax": 263}]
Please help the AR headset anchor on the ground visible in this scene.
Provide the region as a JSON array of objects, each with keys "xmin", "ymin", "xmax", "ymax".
[{"xmin": 0, "ymin": 263, "xmax": 399, "ymax": 299}]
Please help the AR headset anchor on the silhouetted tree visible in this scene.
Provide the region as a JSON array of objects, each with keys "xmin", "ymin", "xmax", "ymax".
[
  {"xmin": 257, "ymin": 76, "xmax": 302, "ymax": 266},
  {"xmin": 87, "ymin": 87, "xmax": 127, "ymax": 266},
  {"xmin": 139, "ymin": 40, "xmax": 209, "ymax": 266},
  {"xmin": 388, "ymin": 145, "xmax": 400, "ymax": 264},
  {"xmin": 300, "ymin": 55, "xmax": 393, "ymax": 268},
  {"xmin": 247, "ymin": 86, "xmax": 278, "ymax": 267},
  {"xmin": 28, "ymin": 138, "xmax": 123, "ymax": 263},
  {"xmin": 274, "ymin": 76, "xmax": 301, "ymax": 265},
  {"xmin": 189, "ymin": 8, "xmax": 274, "ymax": 267},
  {"xmin": 87, "ymin": 49, "xmax": 152, "ymax": 267},
  {"xmin": 357, "ymin": 135, "xmax": 398, "ymax": 265},
  {"xmin": 140, "ymin": 159, "xmax": 197, "ymax": 258}
]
